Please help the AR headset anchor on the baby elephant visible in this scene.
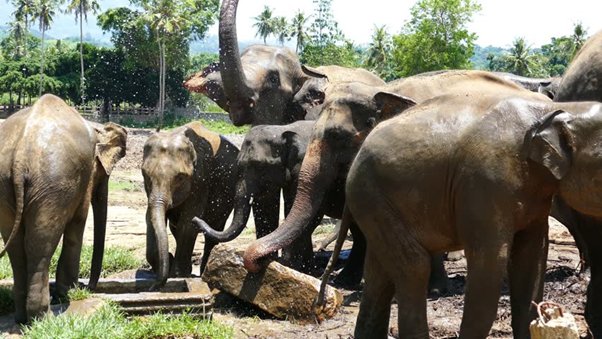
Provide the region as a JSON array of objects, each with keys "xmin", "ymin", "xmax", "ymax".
[
  {"xmin": 193, "ymin": 120, "xmax": 317, "ymax": 272},
  {"xmin": 142, "ymin": 122, "xmax": 239, "ymax": 287},
  {"xmin": 0, "ymin": 94, "xmax": 127, "ymax": 323}
]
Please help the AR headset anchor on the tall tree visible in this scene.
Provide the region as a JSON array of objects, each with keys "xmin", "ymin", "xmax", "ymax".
[
  {"xmin": 391, "ymin": 0, "xmax": 481, "ymax": 76},
  {"xmin": 64, "ymin": 0, "xmax": 100, "ymax": 104},
  {"xmin": 32, "ymin": 0, "xmax": 58, "ymax": 96},
  {"xmin": 11, "ymin": 0, "xmax": 34, "ymax": 56},
  {"xmin": 309, "ymin": 0, "xmax": 342, "ymax": 47},
  {"xmin": 290, "ymin": 10, "xmax": 309, "ymax": 53},
  {"xmin": 571, "ymin": 22, "xmax": 587, "ymax": 55},
  {"xmin": 364, "ymin": 25, "xmax": 393, "ymax": 80},
  {"xmin": 272, "ymin": 16, "xmax": 289, "ymax": 45},
  {"xmin": 253, "ymin": 5, "xmax": 274, "ymax": 44},
  {"xmin": 506, "ymin": 37, "xmax": 537, "ymax": 76}
]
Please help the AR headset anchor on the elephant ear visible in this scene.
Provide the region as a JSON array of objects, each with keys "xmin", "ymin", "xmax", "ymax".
[
  {"xmin": 301, "ymin": 65, "xmax": 328, "ymax": 79},
  {"xmin": 373, "ymin": 92, "xmax": 417, "ymax": 121},
  {"xmin": 95, "ymin": 122, "xmax": 127, "ymax": 176},
  {"xmin": 523, "ymin": 110, "xmax": 576, "ymax": 180},
  {"xmin": 282, "ymin": 131, "xmax": 302, "ymax": 171}
]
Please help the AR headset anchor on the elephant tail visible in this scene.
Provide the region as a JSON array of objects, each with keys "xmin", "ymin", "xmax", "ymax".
[{"xmin": 0, "ymin": 172, "xmax": 25, "ymax": 258}]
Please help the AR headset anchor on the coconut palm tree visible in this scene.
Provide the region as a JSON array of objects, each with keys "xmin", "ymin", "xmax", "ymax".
[
  {"xmin": 253, "ymin": 6, "xmax": 274, "ymax": 44},
  {"xmin": 64, "ymin": 0, "xmax": 100, "ymax": 104},
  {"xmin": 290, "ymin": 10, "xmax": 309, "ymax": 53},
  {"xmin": 273, "ymin": 16, "xmax": 289, "ymax": 45},
  {"xmin": 11, "ymin": 0, "xmax": 34, "ymax": 56},
  {"xmin": 571, "ymin": 23, "xmax": 587, "ymax": 55},
  {"xmin": 507, "ymin": 37, "xmax": 536, "ymax": 76},
  {"xmin": 33, "ymin": 0, "xmax": 57, "ymax": 96},
  {"xmin": 365, "ymin": 25, "xmax": 391, "ymax": 77}
]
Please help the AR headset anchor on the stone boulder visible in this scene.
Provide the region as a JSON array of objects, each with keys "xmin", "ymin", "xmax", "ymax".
[{"xmin": 202, "ymin": 243, "xmax": 343, "ymax": 323}]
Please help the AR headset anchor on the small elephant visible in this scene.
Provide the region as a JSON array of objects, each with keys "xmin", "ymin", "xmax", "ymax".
[
  {"xmin": 142, "ymin": 122, "xmax": 238, "ymax": 287},
  {"xmin": 0, "ymin": 94, "xmax": 127, "ymax": 323},
  {"xmin": 193, "ymin": 120, "xmax": 322, "ymax": 272},
  {"xmin": 345, "ymin": 91, "xmax": 602, "ymax": 337}
]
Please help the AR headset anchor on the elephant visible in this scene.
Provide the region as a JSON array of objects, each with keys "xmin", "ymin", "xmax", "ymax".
[
  {"xmin": 183, "ymin": 0, "xmax": 384, "ymax": 126},
  {"xmin": 142, "ymin": 121, "xmax": 239, "ymax": 287},
  {"xmin": 242, "ymin": 70, "xmax": 550, "ymax": 290},
  {"xmin": 0, "ymin": 94, "xmax": 127, "ymax": 323},
  {"xmin": 192, "ymin": 120, "xmax": 324, "ymax": 272},
  {"xmin": 343, "ymin": 89, "xmax": 602, "ymax": 338},
  {"xmin": 550, "ymin": 29, "xmax": 602, "ymax": 336},
  {"xmin": 493, "ymin": 72, "xmax": 560, "ymax": 99},
  {"xmin": 292, "ymin": 65, "xmax": 386, "ymax": 120}
]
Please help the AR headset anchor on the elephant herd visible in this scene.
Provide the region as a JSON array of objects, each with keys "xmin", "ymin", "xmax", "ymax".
[{"xmin": 1, "ymin": 0, "xmax": 602, "ymax": 338}]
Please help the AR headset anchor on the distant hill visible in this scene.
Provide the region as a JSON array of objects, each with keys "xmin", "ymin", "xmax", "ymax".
[
  {"xmin": 471, "ymin": 45, "xmax": 508, "ymax": 70},
  {"xmin": 190, "ymin": 34, "xmax": 294, "ymax": 55}
]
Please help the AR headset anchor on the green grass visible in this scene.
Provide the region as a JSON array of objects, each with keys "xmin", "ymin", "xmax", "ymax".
[
  {"xmin": 22, "ymin": 302, "xmax": 234, "ymax": 339},
  {"xmin": 117, "ymin": 113, "xmax": 249, "ymax": 135},
  {"xmin": 199, "ymin": 119, "xmax": 249, "ymax": 135},
  {"xmin": 0, "ymin": 245, "xmax": 142, "ymax": 280},
  {"xmin": 108, "ymin": 178, "xmax": 141, "ymax": 192},
  {"xmin": 66, "ymin": 286, "xmax": 92, "ymax": 302}
]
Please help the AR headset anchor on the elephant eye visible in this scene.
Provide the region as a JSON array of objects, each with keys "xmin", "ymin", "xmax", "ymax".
[{"xmin": 366, "ymin": 117, "xmax": 376, "ymax": 128}]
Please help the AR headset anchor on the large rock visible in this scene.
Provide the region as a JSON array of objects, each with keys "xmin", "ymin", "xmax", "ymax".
[{"xmin": 202, "ymin": 243, "xmax": 343, "ymax": 323}]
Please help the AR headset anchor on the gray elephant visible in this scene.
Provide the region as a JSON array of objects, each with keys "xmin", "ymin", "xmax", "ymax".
[
  {"xmin": 344, "ymin": 90, "xmax": 602, "ymax": 337},
  {"xmin": 551, "ymin": 29, "xmax": 602, "ymax": 336},
  {"xmin": 192, "ymin": 121, "xmax": 324, "ymax": 272},
  {"xmin": 243, "ymin": 70, "xmax": 549, "ymax": 290},
  {"xmin": 293, "ymin": 65, "xmax": 386, "ymax": 120},
  {"xmin": 183, "ymin": 0, "xmax": 383, "ymax": 126},
  {"xmin": 0, "ymin": 94, "xmax": 127, "ymax": 323},
  {"xmin": 493, "ymin": 72, "xmax": 559, "ymax": 99},
  {"xmin": 142, "ymin": 121, "xmax": 238, "ymax": 287}
]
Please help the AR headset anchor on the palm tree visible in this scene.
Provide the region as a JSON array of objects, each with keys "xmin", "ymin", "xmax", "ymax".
[
  {"xmin": 8, "ymin": 19, "xmax": 27, "ymax": 58},
  {"xmin": 365, "ymin": 25, "xmax": 391, "ymax": 76},
  {"xmin": 33, "ymin": 0, "xmax": 57, "ymax": 96},
  {"xmin": 273, "ymin": 16, "xmax": 289, "ymax": 45},
  {"xmin": 571, "ymin": 23, "xmax": 587, "ymax": 55},
  {"xmin": 507, "ymin": 37, "xmax": 536, "ymax": 76},
  {"xmin": 65, "ymin": 0, "xmax": 100, "ymax": 104},
  {"xmin": 11, "ymin": 0, "xmax": 34, "ymax": 56},
  {"xmin": 290, "ymin": 10, "xmax": 309, "ymax": 53},
  {"xmin": 253, "ymin": 6, "xmax": 274, "ymax": 44}
]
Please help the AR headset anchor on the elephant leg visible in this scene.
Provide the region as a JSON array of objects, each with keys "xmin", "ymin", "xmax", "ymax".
[
  {"xmin": 55, "ymin": 204, "xmax": 90, "ymax": 298},
  {"xmin": 459, "ymin": 232, "xmax": 510, "ymax": 337},
  {"xmin": 428, "ymin": 253, "xmax": 449, "ymax": 295},
  {"xmin": 508, "ymin": 220, "xmax": 548, "ymax": 339},
  {"xmin": 23, "ymin": 212, "xmax": 65, "ymax": 322},
  {"xmin": 334, "ymin": 220, "xmax": 366, "ymax": 287},
  {"xmin": 0, "ymin": 204, "xmax": 27, "ymax": 323},
  {"xmin": 173, "ymin": 215, "xmax": 198, "ymax": 278},
  {"xmin": 355, "ymin": 249, "xmax": 395, "ymax": 339},
  {"xmin": 200, "ymin": 207, "xmax": 231, "ymax": 275},
  {"xmin": 253, "ymin": 188, "xmax": 280, "ymax": 239}
]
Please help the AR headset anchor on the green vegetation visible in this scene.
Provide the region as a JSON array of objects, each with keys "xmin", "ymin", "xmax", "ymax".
[
  {"xmin": 22, "ymin": 302, "xmax": 234, "ymax": 339},
  {"xmin": 66, "ymin": 286, "xmax": 92, "ymax": 301},
  {"xmin": 108, "ymin": 178, "xmax": 141, "ymax": 192},
  {"xmin": 0, "ymin": 244, "xmax": 141, "ymax": 280}
]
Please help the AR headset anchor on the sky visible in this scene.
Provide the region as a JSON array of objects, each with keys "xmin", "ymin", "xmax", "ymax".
[{"xmin": 1, "ymin": 0, "xmax": 601, "ymax": 48}]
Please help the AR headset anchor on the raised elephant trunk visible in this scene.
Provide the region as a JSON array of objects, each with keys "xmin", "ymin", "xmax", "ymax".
[
  {"xmin": 194, "ymin": 178, "xmax": 252, "ymax": 242},
  {"xmin": 243, "ymin": 140, "xmax": 334, "ymax": 272},
  {"xmin": 88, "ymin": 176, "xmax": 108, "ymax": 290},
  {"xmin": 219, "ymin": 0, "xmax": 254, "ymax": 126},
  {"xmin": 148, "ymin": 199, "xmax": 170, "ymax": 288}
]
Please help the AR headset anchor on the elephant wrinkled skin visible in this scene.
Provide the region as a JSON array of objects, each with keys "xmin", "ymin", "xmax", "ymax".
[
  {"xmin": 243, "ymin": 70, "xmax": 549, "ymax": 290},
  {"xmin": 346, "ymin": 92, "xmax": 602, "ymax": 338},
  {"xmin": 142, "ymin": 122, "xmax": 238, "ymax": 288},
  {"xmin": 0, "ymin": 94, "xmax": 126, "ymax": 323}
]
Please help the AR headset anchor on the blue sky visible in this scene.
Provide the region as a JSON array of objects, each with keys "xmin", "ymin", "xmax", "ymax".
[{"xmin": 1, "ymin": 0, "xmax": 601, "ymax": 48}]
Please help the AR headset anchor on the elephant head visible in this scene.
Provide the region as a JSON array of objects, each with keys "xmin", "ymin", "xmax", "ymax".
[
  {"xmin": 183, "ymin": 0, "xmax": 307, "ymax": 126},
  {"xmin": 194, "ymin": 121, "xmax": 312, "ymax": 243},
  {"xmin": 243, "ymin": 82, "xmax": 416, "ymax": 272},
  {"xmin": 87, "ymin": 121, "xmax": 127, "ymax": 290},
  {"xmin": 293, "ymin": 65, "xmax": 386, "ymax": 120}
]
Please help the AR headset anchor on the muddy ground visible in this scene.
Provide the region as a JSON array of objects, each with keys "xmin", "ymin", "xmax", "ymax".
[{"xmin": 0, "ymin": 125, "xmax": 593, "ymax": 338}]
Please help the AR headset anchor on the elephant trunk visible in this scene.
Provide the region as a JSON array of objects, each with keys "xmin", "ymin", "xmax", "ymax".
[
  {"xmin": 88, "ymin": 176, "xmax": 108, "ymax": 290},
  {"xmin": 148, "ymin": 198, "xmax": 170, "ymax": 289},
  {"xmin": 219, "ymin": 0, "xmax": 254, "ymax": 126},
  {"xmin": 194, "ymin": 178, "xmax": 252, "ymax": 242},
  {"xmin": 243, "ymin": 140, "xmax": 334, "ymax": 272}
]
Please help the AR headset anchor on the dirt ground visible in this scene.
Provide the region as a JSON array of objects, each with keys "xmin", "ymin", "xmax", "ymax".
[{"xmin": 0, "ymin": 125, "xmax": 593, "ymax": 338}]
